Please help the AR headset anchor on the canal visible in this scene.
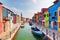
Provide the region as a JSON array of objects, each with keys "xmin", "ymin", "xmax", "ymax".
[{"xmin": 14, "ymin": 22, "xmax": 43, "ymax": 40}]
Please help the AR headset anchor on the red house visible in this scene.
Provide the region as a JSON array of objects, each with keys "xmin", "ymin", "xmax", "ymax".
[{"xmin": 13, "ymin": 14, "xmax": 16, "ymax": 24}]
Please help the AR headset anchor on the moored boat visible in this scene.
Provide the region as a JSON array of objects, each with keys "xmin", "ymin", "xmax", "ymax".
[
  {"xmin": 31, "ymin": 27, "xmax": 43, "ymax": 36},
  {"xmin": 20, "ymin": 24, "xmax": 24, "ymax": 28},
  {"xmin": 29, "ymin": 21, "xmax": 33, "ymax": 26}
]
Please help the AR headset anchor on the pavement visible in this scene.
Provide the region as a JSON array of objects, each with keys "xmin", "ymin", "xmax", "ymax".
[{"xmin": 0, "ymin": 23, "xmax": 21, "ymax": 40}]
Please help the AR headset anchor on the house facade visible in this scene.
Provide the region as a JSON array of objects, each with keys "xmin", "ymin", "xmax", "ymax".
[{"xmin": 48, "ymin": 0, "xmax": 60, "ymax": 31}]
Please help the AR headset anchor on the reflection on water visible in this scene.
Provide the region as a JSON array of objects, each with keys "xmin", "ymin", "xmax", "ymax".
[{"xmin": 14, "ymin": 22, "xmax": 43, "ymax": 40}]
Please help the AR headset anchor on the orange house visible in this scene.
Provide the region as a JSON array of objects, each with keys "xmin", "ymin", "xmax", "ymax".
[
  {"xmin": 13, "ymin": 14, "xmax": 16, "ymax": 24},
  {"xmin": 35, "ymin": 14, "xmax": 38, "ymax": 23}
]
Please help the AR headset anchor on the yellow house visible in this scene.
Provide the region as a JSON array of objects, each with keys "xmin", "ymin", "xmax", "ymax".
[
  {"xmin": 16, "ymin": 15, "xmax": 20, "ymax": 23},
  {"xmin": 58, "ymin": 7, "xmax": 60, "ymax": 32}
]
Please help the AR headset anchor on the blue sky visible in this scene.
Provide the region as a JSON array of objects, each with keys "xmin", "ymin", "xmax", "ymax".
[{"xmin": 0, "ymin": 0, "xmax": 55, "ymax": 18}]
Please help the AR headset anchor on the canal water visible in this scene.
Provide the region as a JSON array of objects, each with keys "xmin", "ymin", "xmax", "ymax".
[{"xmin": 14, "ymin": 22, "xmax": 43, "ymax": 40}]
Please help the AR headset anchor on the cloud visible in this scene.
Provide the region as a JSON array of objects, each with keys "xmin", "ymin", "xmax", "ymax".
[
  {"xmin": 32, "ymin": 0, "xmax": 37, "ymax": 3},
  {"xmin": 11, "ymin": 8, "xmax": 35, "ymax": 18},
  {"xmin": 11, "ymin": 7, "xmax": 23, "ymax": 15},
  {"xmin": 23, "ymin": 9, "xmax": 37, "ymax": 18},
  {"xmin": 2, "ymin": 0, "xmax": 55, "ymax": 19}
]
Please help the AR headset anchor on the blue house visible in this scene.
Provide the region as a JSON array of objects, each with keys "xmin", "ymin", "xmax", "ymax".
[{"xmin": 48, "ymin": 0, "xmax": 60, "ymax": 30}]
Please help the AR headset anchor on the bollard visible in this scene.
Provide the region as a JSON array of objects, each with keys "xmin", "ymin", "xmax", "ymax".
[
  {"xmin": 53, "ymin": 32, "xmax": 55, "ymax": 40},
  {"xmin": 46, "ymin": 29, "xmax": 48, "ymax": 35},
  {"xmin": 0, "ymin": 39, "xmax": 1, "ymax": 40},
  {"xmin": 10, "ymin": 32, "xmax": 11, "ymax": 38}
]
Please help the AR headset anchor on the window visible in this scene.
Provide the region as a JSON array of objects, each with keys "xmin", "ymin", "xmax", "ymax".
[
  {"xmin": 59, "ymin": 22, "xmax": 60, "ymax": 28},
  {"xmin": 44, "ymin": 14, "xmax": 46, "ymax": 17},
  {"xmin": 59, "ymin": 11, "xmax": 60, "ymax": 16},
  {"xmin": 47, "ymin": 14, "xmax": 49, "ymax": 17},
  {"xmin": 49, "ymin": 21, "xmax": 51, "ymax": 24},
  {"xmin": 11, "ymin": 13, "xmax": 13, "ymax": 16},
  {"xmin": 55, "ymin": 11, "xmax": 57, "ymax": 16},
  {"xmin": 2, "ymin": 7, "xmax": 8, "ymax": 18},
  {"xmin": 52, "ymin": 17, "xmax": 55, "ymax": 19},
  {"xmin": 34, "ymin": 17, "xmax": 36, "ymax": 18},
  {"xmin": 53, "ymin": 21, "xmax": 57, "ymax": 26},
  {"xmin": 43, "ymin": 22, "xmax": 45, "ymax": 26},
  {"xmin": 49, "ymin": 13, "xmax": 51, "ymax": 16}
]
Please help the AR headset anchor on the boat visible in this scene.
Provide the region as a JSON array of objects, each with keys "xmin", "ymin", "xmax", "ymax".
[
  {"xmin": 29, "ymin": 21, "xmax": 33, "ymax": 26},
  {"xmin": 31, "ymin": 27, "xmax": 43, "ymax": 36},
  {"xmin": 20, "ymin": 24, "xmax": 24, "ymax": 28}
]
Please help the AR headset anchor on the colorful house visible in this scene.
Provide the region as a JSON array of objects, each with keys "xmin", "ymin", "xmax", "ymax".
[
  {"xmin": 0, "ymin": 2, "xmax": 14, "ymax": 33},
  {"xmin": 26, "ymin": 18, "xmax": 30, "ymax": 22},
  {"xmin": 58, "ymin": 7, "xmax": 60, "ymax": 32},
  {"xmin": 8, "ymin": 9, "xmax": 14, "ymax": 28},
  {"xmin": 38, "ymin": 12, "xmax": 43, "ymax": 26},
  {"xmin": 2, "ymin": 6, "xmax": 14, "ymax": 32},
  {"xmin": 22, "ymin": 17, "xmax": 24, "ymax": 22},
  {"xmin": 35, "ymin": 13, "xmax": 38, "ymax": 23},
  {"xmin": 48, "ymin": 0, "xmax": 60, "ymax": 30},
  {"xmin": 13, "ymin": 14, "xmax": 16, "ymax": 24},
  {"xmin": 42, "ymin": 8, "xmax": 49, "ymax": 28},
  {"xmin": 16, "ymin": 15, "xmax": 19, "ymax": 23},
  {"xmin": 0, "ymin": 2, "xmax": 3, "ymax": 34},
  {"xmin": 32, "ymin": 16, "xmax": 35, "ymax": 23}
]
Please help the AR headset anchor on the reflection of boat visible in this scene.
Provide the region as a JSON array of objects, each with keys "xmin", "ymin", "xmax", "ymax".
[{"xmin": 31, "ymin": 27, "xmax": 43, "ymax": 36}]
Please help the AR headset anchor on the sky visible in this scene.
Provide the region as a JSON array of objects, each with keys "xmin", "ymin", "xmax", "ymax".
[{"xmin": 0, "ymin": 0, "xmax": 55, "ymax": 18}]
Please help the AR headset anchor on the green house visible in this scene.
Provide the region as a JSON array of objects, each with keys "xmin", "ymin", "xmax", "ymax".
[{"xmin": 44, "ymin": 11, "xmax": 49, "ymax": 28}]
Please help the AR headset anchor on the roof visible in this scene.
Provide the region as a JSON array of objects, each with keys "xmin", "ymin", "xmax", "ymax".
[
  {"xmin": 53, "ymin": 0, "xmax": 59, "ymax": 4},
  {"xmin": 48, "ymin": 2, "xmax": 60, "ymax": 13},
  {"xmin": 41, "ymin": 8, "xmax": 48, "ymax": 13},
  {"xmin": 0, "ymin": 2, "xmax": 3, "ymax": 5},
  {"xmin": 2, "ymin": 6, "xmax": 14, "ymax": 14}
]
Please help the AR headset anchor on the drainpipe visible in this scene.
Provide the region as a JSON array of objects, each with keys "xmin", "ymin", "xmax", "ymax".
[{"xmin": 3, "ymin": 21, "xmax": 5, "ymax": 32}]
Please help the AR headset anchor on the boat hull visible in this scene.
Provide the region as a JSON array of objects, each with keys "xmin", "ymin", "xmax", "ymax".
[
  {"xmin": 20, "ymin": 25, "xmax": 24, "ymax": 28},
  {"xmin": 31, "ymin": 30, "xmax": 43, "ymax": 36}
]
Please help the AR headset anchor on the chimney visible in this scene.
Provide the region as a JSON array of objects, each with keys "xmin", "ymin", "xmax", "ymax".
[
  {"xmin": 53, "ymin": 0, "xmax": 59, "ymax": 4},
  {"xmin": 0, "ymin": 2, "xmax": 3, "ymax": 5}
]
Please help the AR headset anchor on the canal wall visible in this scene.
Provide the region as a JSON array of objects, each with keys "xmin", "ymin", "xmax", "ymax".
[
  {"xmin": 0, "ymin": 23, "xmax": 21, "ymax": 40},
  {"xmin": 36, "ymin": 24, "xmax": 60, "ymax": 40},
  {"xmin": 10, "ymin": 23, "xmax": 21, "ymax": 40}
]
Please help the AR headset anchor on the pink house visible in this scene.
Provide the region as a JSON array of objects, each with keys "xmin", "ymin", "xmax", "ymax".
[{"xmin": 0, "ymin": 2, "xmax": 3, "ymax": 34}]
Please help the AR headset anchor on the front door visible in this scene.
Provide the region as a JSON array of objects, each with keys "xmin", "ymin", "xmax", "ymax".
[{"xmin": 51, "ymin": 21, "xmax": 53, "ymax": 29}]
